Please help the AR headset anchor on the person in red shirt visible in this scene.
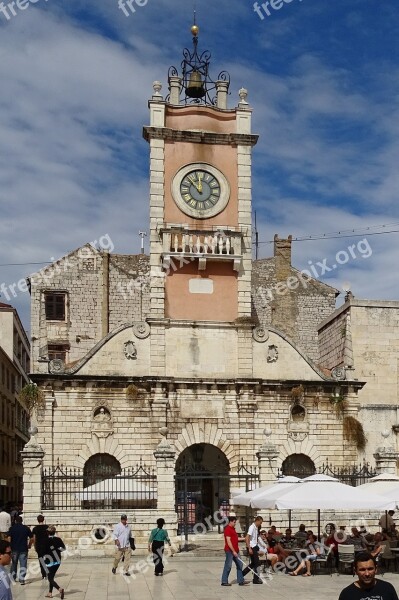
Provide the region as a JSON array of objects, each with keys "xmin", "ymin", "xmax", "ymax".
[{"xmin": 221, "ymin": 516, "xmax": 250, "ymax": 587}]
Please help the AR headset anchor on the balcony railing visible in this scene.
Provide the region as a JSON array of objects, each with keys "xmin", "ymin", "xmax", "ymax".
[{"xmin": 160, "ymin": 225, "xmax": 243, "ymax": 271}]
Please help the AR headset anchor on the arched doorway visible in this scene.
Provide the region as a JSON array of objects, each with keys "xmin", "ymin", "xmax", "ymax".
[
  {"xmin": 175, "ymin": 444, "xmax": 230, "ymax": 535},
  {"xmin": 281, "ymin": 453, "xmax": 316, "ymax": 478}
]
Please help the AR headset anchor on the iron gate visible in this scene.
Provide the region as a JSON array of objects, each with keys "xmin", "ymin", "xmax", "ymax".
[{"xmin": 175, "ymin": 461, "xmax": 258, "ymax": 547}]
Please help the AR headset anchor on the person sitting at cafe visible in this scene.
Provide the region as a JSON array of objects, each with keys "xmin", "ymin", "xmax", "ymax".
[
  {"xmin": 391, "ymin": 524, "xmax": 399, "ymax": 539},
  {"xmin": 290, "ymin": 534, "xmax": 325, "ymax": 577},
  {"xmin": 269, "ymin": 525, "xmax": 282, "ymax": 540},
  {"xmin": 280, "ymin": 528, "xmax": 295, "ymax": 547},
  {"xmin": 325, "ymin": 524, "xmax": 339, "ymax": 569},
  {"xmin": 258, "ymin": 530, "xmax": 278, "ymax": 571},
  {"xmin": 294, "ymin": 524, "xmax": 307, "ymax": 547},
  {"xmin": 306, "ymin": 530, "xmax": 314, "ymax": 540},
  {"xmin": 370, "ymin": 532, "xmax": 385, "ymax": 558},
  {"xmin": 265, "ymin": 530, "xmax": 290, "ymax": 562},
  {"xmin": 349, "ymin": 527, "xmax": 367, "ymax": 554}
]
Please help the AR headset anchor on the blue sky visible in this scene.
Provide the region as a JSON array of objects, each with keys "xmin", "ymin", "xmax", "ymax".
[{"xmin": 0, "ymin": 0, "xmax": 398, "ymax": 330}]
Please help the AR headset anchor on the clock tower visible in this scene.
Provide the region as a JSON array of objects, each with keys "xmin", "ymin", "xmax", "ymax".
[{"xmin": 143, "ymin": 25, "xmax": 258, "ymax": 373}]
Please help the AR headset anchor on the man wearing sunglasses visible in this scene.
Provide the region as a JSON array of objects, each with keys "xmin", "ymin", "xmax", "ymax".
[{"xmin": 0, "ymin": 539, "xmax": 13, "ymax": 600}]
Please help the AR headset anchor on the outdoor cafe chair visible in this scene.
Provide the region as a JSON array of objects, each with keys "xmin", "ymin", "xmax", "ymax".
[
  {"xmin": 380, "ymin": 543, "xmax": 397, "ymax": 572},
  {"xmin": 338, "ymin": 544, "xmax": 355, "ymax": 575},
  {"xmin": 312, "ymin": 545, "xmax": 333, "ymax": 576}
]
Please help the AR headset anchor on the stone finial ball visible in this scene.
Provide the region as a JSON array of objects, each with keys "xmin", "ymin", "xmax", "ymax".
[{"xmin": 191, "ymin": 25, "xmax": 199, "ymax": 36}]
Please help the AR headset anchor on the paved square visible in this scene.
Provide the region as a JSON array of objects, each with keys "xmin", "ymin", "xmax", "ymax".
[{"xmin": 7, "ymin": 557, "xmax": 399, "ymax": 600}]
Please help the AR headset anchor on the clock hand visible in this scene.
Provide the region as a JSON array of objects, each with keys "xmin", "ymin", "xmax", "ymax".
[
  {"xmin": 188, "ymin": 174, "xmax": 200, "ymax": 192},
  {"xmin": 197, "ymin": 173, "xmax": 203, "ymax": 193}
]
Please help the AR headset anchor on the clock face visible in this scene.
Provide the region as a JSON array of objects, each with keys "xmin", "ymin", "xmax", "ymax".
[
  {"xmin": 180, "ymin": 169, "xmax": 221, "ymax": 211},
  {"xmin": 172, "ymin": 163, "xmax": 230, "ymax": 219}
]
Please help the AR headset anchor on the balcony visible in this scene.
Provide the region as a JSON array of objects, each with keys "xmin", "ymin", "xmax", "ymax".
[{"xmin": 159, "ymin": 224, "xmax": 244, "ymax": 272}]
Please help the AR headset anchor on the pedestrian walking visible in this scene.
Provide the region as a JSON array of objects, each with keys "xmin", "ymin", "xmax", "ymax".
[
  {"xmin": 111, "ymin": 514, "xmax": 132, "ymax": 576},
  {"xmin": 0, "ymin": 509, "xmax": 11, "ymax": 542},
  {"xmin": 0, "ymin": 540, "xmax": 13, "ymax": 600},
  {"xmin": 32, "ymin": 514, "xmax": 49, "ymax": 580},
  {"xmin": 42, "ymin": 526, "xmax": 65, "ymax": 599},
  {"xmin": 148, "ymin": 518, "xmax": 171, "ymax": 576},
  {"xmin": 7, "ymin": 516, "xmax": 32, "ymax": 585},
  {"xmin": 221, "ymin": 516, "xmax": 250, "ymax": 587},
  {"xmin": 242, "ymin": 516, "xmax": 263, "ymax": 584}
]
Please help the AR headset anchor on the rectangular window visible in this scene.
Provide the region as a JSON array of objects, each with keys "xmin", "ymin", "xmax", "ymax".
[
  {"xmin": 45, "ymin": 293, "xmax": 66, "ymax": 321},
  {"xmin": 48, "ymin": 344, "xmax": 69, "ymax": 362}
]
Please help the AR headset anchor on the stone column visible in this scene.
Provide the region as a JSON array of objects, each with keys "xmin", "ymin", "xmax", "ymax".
[
  {"xmin": 168, "ymin": 76, "xmax": 181, "ymax": 105},
  {"xmin": 21, "ymin": 428, "xmax": 45, "ymax": 514},
  {"xmin": 256, "ymin": 429, "xmax": 279, "ymax": 486},
  {"xmin": 216, "ymin": 80, "xmax": 229, "ymax": 109},
  {"xmin": 154, "ymin": 428, "xmax": 176, "ymax": 512}
]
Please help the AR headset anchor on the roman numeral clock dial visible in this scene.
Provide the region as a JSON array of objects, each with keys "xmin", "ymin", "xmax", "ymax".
[{"xmin": 172, "ymin": 163, "xmax": 230, "ymax": 219}]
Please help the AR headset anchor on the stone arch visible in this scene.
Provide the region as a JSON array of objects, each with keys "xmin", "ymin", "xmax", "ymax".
[
  {"xmin": 83, "ymin": 453, "xmax": 121, "ymax": 487},
  {"xmin": 75, "ymin": 439, "xmax": 129, "ymax": 469},
  {"xmin": 279, "ymin": 437, "xmax": 321, "ymax": 471},
  {"xmin": 281, "ymin": 453, "xmax": 316, "ymax": 478},
  {"xmin": 174, "ymin": 423, "xmax": 238, "ymax": 470}
]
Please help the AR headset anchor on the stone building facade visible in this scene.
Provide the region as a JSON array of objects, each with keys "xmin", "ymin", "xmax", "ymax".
[
  {"xmin": 23, "ymin": 35, "xmax": 377, "ymax": 552},
  {"xmin": 319, "ymin": 296, "xmax": 399, "ymax": 468},
  {"xmin": 0, "ymin": 302, "xmax": 30, "ymax": 503}
]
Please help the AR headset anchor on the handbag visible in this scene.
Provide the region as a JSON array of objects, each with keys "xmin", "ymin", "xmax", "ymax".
[{"xmin": 129, "ymin": 537, "xmax": 136, "ymax": 551}]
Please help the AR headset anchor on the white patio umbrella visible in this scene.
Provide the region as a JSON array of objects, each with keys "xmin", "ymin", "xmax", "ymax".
[
  {"xmin": 233, "ymin": 476, "xmax": 302, "ymax": 508},
  {"xmin": 76, "ymin": 477, "xmax": 157, "ymax": 501},
  {"xmin": 357, "ymin": 473, "xmax": 399, "ymax": 494},
  {"xmin": 254, "ymin": 474, "xmax": 395, "ymax": 539},
  {"xmin": 257, "ymin": 474, "xmax": 395, "ymax": 510},
  {"xmin": 357, "ymin": 473, "xmax": 399, "ymax": 514}
]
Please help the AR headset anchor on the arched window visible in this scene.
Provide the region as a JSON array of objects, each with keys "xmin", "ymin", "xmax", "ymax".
[
  {"xmin": 281, "ymin": 453, "xmax": 315, "ymax": 478},
  {"xmin": 291, "ymin": 405, "xmax": 306, "ymax": 422},
  {"xmin": 83, "ymin": 453, "xmax": 121, "ymax": 487}
]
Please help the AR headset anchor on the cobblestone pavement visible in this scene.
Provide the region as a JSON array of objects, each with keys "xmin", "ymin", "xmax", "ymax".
[{"xmin": 9, "ymin": 557, "xmax": 399, "ymax": 600}]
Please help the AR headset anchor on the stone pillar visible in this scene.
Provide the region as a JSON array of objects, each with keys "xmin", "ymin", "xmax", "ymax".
[
  {"xmin": 168, "ymin": 76, "xmax": 181, "ymax": 105},
  {"xmin": 21, "ymin": 428, "xmax": 45, "ymax": 514},
  {"xmin": 216, "ymin": 80, "xmax": 229, "ymax": 109},
  {"xmin": 154, "ymin": 428, "xmax": 176, "ymax": 512},
  {"xmin": 256, "ymin": 429, "xmax": 279, "ymax": 486}
]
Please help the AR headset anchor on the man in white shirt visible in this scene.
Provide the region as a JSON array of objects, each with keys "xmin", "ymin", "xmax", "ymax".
[
  {"xmin": 242, "ymin": 516, "xmax": 263, "ymax": 584},
  {"xmin": 111, "ymin": 514, "xmax": 132, "ymax": 576},
  {"xmin": 0, "ymin": 509, "xmax": 11, "ymax": 541},
  {"xmin": 379, "ymin": 510, "xmax": 395, "ymax": 532}
]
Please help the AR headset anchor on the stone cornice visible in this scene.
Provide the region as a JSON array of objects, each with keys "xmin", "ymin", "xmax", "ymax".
[{"xmin": 143, "ymin": 126, "xmax": 258, "ymax": 147}]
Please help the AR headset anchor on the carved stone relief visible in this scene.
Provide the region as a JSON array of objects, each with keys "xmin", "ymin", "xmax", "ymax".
[
  {"xmin": 253, "ymin": 326, "xmax": 269, "ymax": 343},
  {"xmin": 124, "ymin": 340, "xmax": 137, "ymax": 360},
  {"xmin": 92, "ymin": 407, "xmax": 114, "ymax": 440},
  {"xmin": 267, "ymin": 344, "xmax": 278, "ymax": 363},
  {"xmin": 133, "ymin": 322, "xmax": 150, "ymax": 339},
  {"xmin": 287, "ymin": 403, "xmax": 309, "ymax": 442}
]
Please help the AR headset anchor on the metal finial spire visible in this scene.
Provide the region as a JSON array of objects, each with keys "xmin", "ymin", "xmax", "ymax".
[{"xmin": 167, "ymin": 12, "xmax": 230, "ymax": 106}]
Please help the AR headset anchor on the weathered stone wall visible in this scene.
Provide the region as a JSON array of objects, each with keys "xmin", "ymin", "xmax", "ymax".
[
  {"xmin": 252, "ymin": 259, "xmax": 337, "ymax": 362},
  {"xmin": 36, "ymin": 382, "xmax": 353, "ymax": 482},
  {"xmin": 318, "ymin": 298, "xmax": 399, "ymax": 463},
  {"xmin": 30, "ymin": 247, "xmax": 105, "ymax": 371},
  {"xmin": 30, "ymin": 250, "xmax": 150, "ymax": 373},
  {"xmin": 108, "ymin": 255, "xmax": 150, "ymax": 329},
  {"xmin": 318, "ymin": 306, "xmax": 347, "ymax": 369}
]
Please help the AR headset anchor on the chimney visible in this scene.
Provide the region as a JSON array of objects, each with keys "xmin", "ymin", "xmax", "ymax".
[{"xmin": 274, "ymin": 234, "xmax": 292, "ymax": 281}]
